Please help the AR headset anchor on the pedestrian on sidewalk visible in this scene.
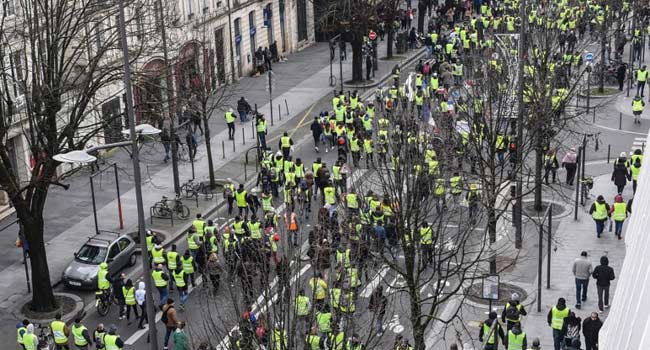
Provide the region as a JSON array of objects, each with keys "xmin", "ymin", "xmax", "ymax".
[
  {"xmin": 478, "ymin": 311, "xmax": 504, "ymax": 350},
  {"xmin": 135, "ymin": 281, "xmax": 148, "ymax": 329},
  {"xmin": 588, "ymin": 195, "xmax": 610, "ymax": 238},
  {"xmin": 16, "ymin": 319, "xmax": 29, "ymax": 350},
  {"xmin": 547, "ymin": 297, "xmax": 570, "ymax": 350},
  {"xmin": 611, "ymin": 158, "xmax": 630, "ymax": 194},
  {"xmin": 592, "ymin": 255, "xmax": 615, "ymax": 312},
  {"xmin": 501, "ymin": 293, "xmax": 527, "ymax": 331},
  {"xmin": 609, "ymin": 194, "xmax": 628, "ymax": 239},
  {"xmin": 636, "ymin": 65, "xmax": 648, "ymax": 97},
  {"xmin": 122, "ymin": 279, "xmax": 140, "ymax": 324},
  {"xmin": 572, "ymin": 251, "xmax": 592, "ymax": 309},
  {"xmin": 544, "ymin": 149, "xmax": 559, "ymax": 184},
  {"xmin": 225, "ymin": 108, "xmax": 236, "ymax": 140},
  {"xmin": 632, "ymin": 95, "xmax": 645, "ymax": 124},
  {"xmin": 506, "ymin": 323, "xmax": 527, "ymax": 350},
  {"xmin": 562, "ymin": 312, "xmax": 581, "ymax": 347},
  {"xmin": 616, "ymin": 62, "xmax": 626, "ymax": 91},
  {"xmin": 311, "ymin": 116, "xmax": 323, "ymax": 152},
  {"xmin": 582, "ymin": 312, "xmax": 602, "ymax": 350},
  {"xmin": 368, "ymin": 286, "xmax": 388, "ymax": 335},
  {"xmin": 256, "ymin": 115, "xmax": 268, "ymax": 150},
  {"xmin": 630, "ymin": 150, "xmax": 642, "ymax": 194},
  {"xmin": 237, "ymin": 97, "xmax": 252, "ymax": 122},
  {"xmin": 562, "ymin": 148, "xmax": 578, "ymax": 186},
  {"xmin": 173, "ymin": 321, "xmax": 189, "ymax": 350},
  {"xmin": 113, "ymin": 273, "xmax": 126, "ymax": 320}
]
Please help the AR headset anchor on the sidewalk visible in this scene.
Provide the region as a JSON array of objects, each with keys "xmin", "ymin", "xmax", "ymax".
[{"xmin": 0, "ymin": 37, "xmax": 425, "ymax": 307}]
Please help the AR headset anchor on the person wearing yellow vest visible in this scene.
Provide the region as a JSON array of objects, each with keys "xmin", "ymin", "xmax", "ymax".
[
  {"xmin": 637, "ymin": 65, "xmax": 648, "ymax": 97},
  {"xmin": 150, "ymin": 244, "xmax": 166, "ymax": 266},
  {"xmin": 479, "ymin": 311, "xmax": 504, "ymax": 349},
  {"xmin": 97, "ymin": 262, "xmax": 110, "ymax": 291},
  {"xmin": 363, "ymin": 136, "xmax": 374, "ymax": 167},
  {"xmin": 278, "ymin": 131, "xmax": 294, "ymax": 158},
  {"xmin": 323, "ymin": 182, "xmax": 337, "ymax": 207},
  {"xmin": 103, "ymin": 325, "xmax": 124, "ymax": 350},
  {"xmin": 205, "ymin": 220, "xmax": 219, "ymax": 254},
  {"xmin": 632, "ymin": 95, "xmax": 645, "ymax": 124},
  {"xmin": 589, "ymin": 195, "xmax": 610, "ymax": 238},
  {"xmin": 306, "ymin": 329, "xmax": 324, "ymax": 350},
  {"xmin": 181, "ymin": 249, "xmax": 196, "ymax": 287},
  {"xmin": 272, "ymin": 324, "xmax": 288, "ymax": 350},
  {"xmin": 92, "ymin": 324, "xmax": 106, "ymax": 350},
  {"xmin": 256, "ymin": 115, "xmax": 268, "ymax": 150},
  {"xmin": 547, "ymin": 298, "xmax": 570, "ymax": 350},
  {"xmin": 501, "ymin": 293, "xmax": 527, "ymax": 330},
  {"xmin": 152, "ymin": 264, "xmax": 169, "ymax": 307},
  {"xmin": 186, "ymin": 228, "xmax": 201, "ymax": 258},
  {"xmin": 328, "ymin": 325, "xmax": 345, "ymax": 350},
  {"xmin": 345, "ymin": 191, "xmax": 359, "ymax": 215},
  {"xmin": 295, "ymin": 289, "xmax": 311, "ymax": 331},
  {"xmin": 122, "ymin": 279, "xmax": 139, "ymax": 324},
  {"xmin": 506, "ymin": 324, "xmax": 527, "ymax": 350},
  {"xmin": 22, "ymin": 324, "xmax": 38, "ymax": 350},
  {"xmin": 225, "ymin": 108, "xmax": 236, "ymax": 140},
  {"xmin": 234, "ymin": 184, "xmax": 249, "ymax": 218},
  {"xmin": 420, "ymin": 222, "xmax": 433, "ymax": 264},
  {"xmin": 192, "ymin": 213, "xmax": 206, "ymax": 238},
  {"xmin": 173, "ymin": 266, "xmax": 189, "ymax": 307},
  {"xmin": 609, "ymin": 194, "xmax": 628, "ymax": 239},
  {"xmin": 71, "ymin": 318, "xmax": 93, "ymax": 350},
  {"xmin": 630, "ymin": 153, "xmax": 642, "ymax": 195},
  {"xmin": 145, "ymin": 229, "xmax": 156, "ymax": 254},
  {"xmin": 51, "ymin": 313, "xmax": 70, "ymax": 349},
  {"xmin": 316, "ymin": 304, "xmax": 333, "ymax": 337},
  {"xmin": 16, "ymin": 319, "xmax": 30, "ymax": 350},
  {"xmin": 309, "ymin": 272, "xmax": 328, "ymax": 308},
  {"xmin": 449, "ymin": 172, "xmax": 462, "ymax": 203}
]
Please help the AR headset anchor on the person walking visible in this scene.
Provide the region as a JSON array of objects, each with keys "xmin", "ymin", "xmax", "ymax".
[
  {"xmin": 611, "ymin": 157, "xmax": 630, "ymax": 194},
  {"xmin": 16, "ymin": 319, "xmax": 29, "ymax": 350},
  {"xmin": 588, "ymin": 195, "xmax": 610, "ymax": 238},
  {"xmin": 637, "ymin": 65, "xmax": 648, "ymax": 97},
  {"xmin": 572, "ymin": 251, "xmax": 592, "ymax": 309},
  {"xmin": 311, "ymin": 116, "xmax": 323, "ymax": 152},
  {"xmin": 562, "ymin": 148, "xmax": 578, "ymax": 185},
  {"xmin": 609, "ymin": 194, "xmax": 628, "ymax": 239},
  {"xmin": 592, "ymin": 255, "xmax": 615, "ymax": 312},
  {"xmin": 617, "ymin": 63, "xmax": 627, "ymax": 91},
  {"xmin": 173, "ymin": 322, "xmax": 189, "ymax": 350},
  {"xmin": 225, "ymin": 108, "xmax": 236, "ymax": 140},
  {"xmin": 478, "ymin": 311, "xmax": 504, "ymax": 350},
  {"xmin": 103, "ymin": 325, "xmax": 124, "ymax": 350},
  {"xmin": 135, "ymin": 281, "xmax": 148, "ymax": 329},
  {"xmin": 632, "ymin": 95, "xmax": 645, "ymax": 124},
  {"xmin": 51, "ymin": 313, "xmax": 70, "ymax": 350},
  {"xmin": 547, "ymin": 298, "xmax": 570, "ymax": 350},
  {"xmin": 582, "ymin": 312, "xmax": 603, "ymax": 350},
  {"xmin": 278, "ymin": 131, "xmax": 294, "ymax": 159},
  {"xmin": 256, "ymin": 115, "xmax": 268, "ymax": 150},
  {"xmin": 71, "ymin": 318, "xmax": 92, "ymax": 350},
  {"xmin": 122, "ymin": 279, "xmax": 139, "ymax": 324},
  {"xmin": 506, "ymin": 323, "xmax": 527, "ymax": 350},
  {"xmin": 501, "ymin": 293, "xmax": 527, "ymax": 331},
  {"xmin": 237, "ymin": 96, "xmax": 251, "ymax": 122},
  {"xmin": 544, "ymin": 149, "xmax": 559, "ymax": 184},
  {"xmin": 93, "ymin": 324, "xmax": 106, "ymax": 350},
  {"xmin": 561, "ymin": 312, "xmax": 581, "ymax": 347},
  {"xmin": 368, "ymin": 286, "xmax": 388, "ymax": 336},
  {"xmin": 162, "ymin": 299, "xmax": 179, "ymax": 350},
  {"xmin": 22, "ymin": 324, "xmax": 38, "ymax": 350}
]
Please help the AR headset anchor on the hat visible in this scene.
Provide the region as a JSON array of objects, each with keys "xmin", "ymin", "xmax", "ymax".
[
  {"xmin": 511, "ymin": 292, "xmax": 520, "ymax": 301},
  {"xmin": 620, "ymin": 152, "xmax": 626, "ymax": 157},
  {"xmin": 470, "ymin": 183, "xmax": 478, "ymax": 190},
  {"xmin": 154, "ymin": 244, "xmax": 161, "ymax": 249},
  {"xmin": 229, "ymin": 108, "xmax": 234, "ymax": 112}
]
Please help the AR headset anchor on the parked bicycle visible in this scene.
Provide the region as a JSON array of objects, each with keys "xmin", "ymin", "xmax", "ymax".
[
  {"xmin": 180, "ymin": 179, "xmax": 214, "ymax": 200},
  {"xmin": 36, "ymin": 323, "xmax": 53, "ymax": 350},
  {"xmin": 152, "ymin": 195, "xmax": 190, "ymax": 219}
]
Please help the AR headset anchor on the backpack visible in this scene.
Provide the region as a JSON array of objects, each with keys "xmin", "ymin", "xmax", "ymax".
[
  {"xmin": 162, "ymin": 306, "xmax": 173, "ymax": 324},
  {"xmin": 505, "ymin": 304, "xmax": 519, "ymax": 320},
  {"xmin": 423, "ymin": 65, "xmax": 431, "ymax": 75},
  {"xmin": 270, "ymin": 168, "xmax": 277, "ymax": 179},
  {"xmin": 635, "ymin": 158, "xmax": 642, "ymax": 167}
]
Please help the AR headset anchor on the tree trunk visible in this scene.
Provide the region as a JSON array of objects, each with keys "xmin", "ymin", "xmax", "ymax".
[
  {"xmin": 25, "ymin": 219, "xmax": 57, "ymax": 312},
  {"xmin": 202, "ymin": 111, "xmax": 216, "ymax": 189},
  {"xmin": 534, "ymin": 133, "xmax": 544, "ymax": 211},
  {"xmin": 417, "ymin": 1, "xmax": 426, "ymax": 33},
  {"xmin": 412, "ymin": 316, "xmax": 426, "ymax": 350},
  {"xmin": 599, "ymin": 16, "xmax": 606, "ymax": 93},
  {"xmin": 387, "ymin": 24, "xmax": 394, "ymax": 58},
  {"xmin": 487, "ymin": 205, "xmax": 497, "ymax": 273},
  {"xmin": 351, "ymin": 38, "xmax": 364, "ymax": 82}
]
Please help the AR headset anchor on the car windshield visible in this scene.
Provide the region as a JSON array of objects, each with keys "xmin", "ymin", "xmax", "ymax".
[{"xmin": 75, "ymin": 244, "xmax": 107, "ymax": 264}]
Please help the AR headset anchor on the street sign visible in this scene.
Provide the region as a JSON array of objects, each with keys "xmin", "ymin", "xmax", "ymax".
[
  {"xmin": 585, "ymin": 52, "xmax": 594, "ymax": 62},
  {"xmin": 369, "ymin": 30, "xmax": 377, "ymax": 41}
]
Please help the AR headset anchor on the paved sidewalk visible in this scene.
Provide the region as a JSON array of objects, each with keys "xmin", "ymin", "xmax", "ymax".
[{"xmin": 0, "ymin": 37, "xmax": 425, "ymax": 307}]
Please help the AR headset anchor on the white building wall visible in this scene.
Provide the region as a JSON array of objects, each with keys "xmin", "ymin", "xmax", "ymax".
[{"xmin": 599, "ymin": 128, "xmax": 650, "ymax": 349}]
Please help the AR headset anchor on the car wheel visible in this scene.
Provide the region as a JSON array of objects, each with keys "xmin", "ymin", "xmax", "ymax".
[{"xmin": 128, "ymin": 253, "xmax": 137, "ymax": 267}]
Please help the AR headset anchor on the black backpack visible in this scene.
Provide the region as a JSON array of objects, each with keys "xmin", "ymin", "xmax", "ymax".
[
  {"xmin": 505, "ymin": 304, "xmax": 519, "ymax": 320},
  {"xmin": 161, "ymin": 306, "xmax": 173, "ymax": 324}
]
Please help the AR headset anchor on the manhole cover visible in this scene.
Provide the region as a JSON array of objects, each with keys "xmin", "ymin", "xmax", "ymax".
[{"xmin": 465, "ymin": 282, "xmax": 528, "ymax": 305}]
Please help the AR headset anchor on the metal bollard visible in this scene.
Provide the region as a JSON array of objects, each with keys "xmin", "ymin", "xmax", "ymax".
[
  {"xmin": 278, "ymin": 104, "xmax": 282, "ymax": 121},
  {"xmin": 592, "ymin": 107, "xmax": 596, "ymax": 123},
  {"xmin": 643, "ymin": 142, "xmax": 646, "ymax": 152},
  {"xmin": 222, "ymin": 140, "xmax": 225, "ymax": 159},
  {"xmin": 242, "ymin": 128, "xmax": 245, "ymax": 145},
  {"xmin": 271, "ymin": 110, "xmax": 274, "ymax": 126},
  {"xmin": 232, "ymin": 138, "xmax": 236, "ymax": 152},
  {"xmin": 251, "ymin": 121, "xmax": 255, "ymax": 139},
  {"xmin": 619, "ymin": 112, "xmax": 622, "ymax": 130},
  {"xmin": 607, "ymin": 144, "xmax": 611, "ymax": 163},
  {"xmin": 285, "ymin": 99, "xmax": 289, "ymax": 116},
  {"xmin": 244, "ymin": 162, "xmax": 248, "ymax": 181}
]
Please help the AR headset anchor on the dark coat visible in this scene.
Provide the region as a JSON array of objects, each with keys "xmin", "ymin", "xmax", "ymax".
[
  {"xmin": 611, "ymin": 164, "xmax": 630, "ymax": 186},
  {"xmin": 592, "ymin": 256, "xmax": 615, "ymax": 287},
  {"xmin": 582, "ymin": 316, "xmax": 603, "ymax": 342}
]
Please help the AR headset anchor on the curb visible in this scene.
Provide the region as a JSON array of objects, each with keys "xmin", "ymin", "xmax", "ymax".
[
  {"xmin": 11, "ymin": 292, "xmax": 84, "ymax": 325},
  {"xmin": 343, "ymin": 48, "xmax": 426, "ymax": 89}
]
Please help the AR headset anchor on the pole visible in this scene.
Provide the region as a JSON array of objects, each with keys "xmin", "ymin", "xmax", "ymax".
[
  {"xmin": 190, "ymin": 153, "xmax": 195, "ymax": 180},
  {"xmin": 284, "ymin": 99, "xmax": 289, "ymax": 116},
  {"xmin": 330, "ymin": 40, "xmax": 334, "ymax": 86},
  {"xmin": 574, "ymin": 146, "xmax": 582, "ymax": 220},
  {"xmin": 116, "ymin": 0, "xmax": 158, "ymax": 347},
  {"xmin": 20, "ymin": 225, "xmax": 30, "ymax": 293},
  {"xmin": 155, "ymin": 0, "xmax": 180, "ymax": 196},
  {"xmin": 537, "ymin": 220, "xmax": 543, "ymax": 312},
  {"xmin": 514, "ymin": 0, "xmax": 526, "ymax": 249},
  {"xmin": 339, "ymin": 39, "xmax": 344, "ymax": 93},
  {"xmin": 547, "ymin": 204, "xmax": 552, "ymax": 289},
  {"xmin": 255, "ymin": 103, "xmax": 261, "ymax": 162},
  {"xmin": 268, "ymin": 70, "xmax": 274, "ymax": 126},
  {"xmin": 232, "ymin": 138, "xmax": 236, "ymax": 152},
  {"xmin": 278, "ymin": 104, "xmax": 282, "ymax": 121},
  {"xmin": 587, "ymin": 69, "xmax": 591, "ymax": 115},
  {"xmin": 242, "ymin": 127, "xmax": 246, "ymax": 145},
  {"xmin": 251, "ymin": 121, "xmax": 255, "ymax": 139},
  {"xmin": 608, "ymin": 144, "xmax": 611, "ymax": 163},
  {"xmin": 222, "ymin": 140, "xmax": 226, "ymax": 159},
  {"xmin": 114, "ymin": 163, "xmax": 124, "ymax": 230},
  {"xmin": 619, "ymin": 112, "xmax": 623, "ymax": 129},
  {"xmin": 89, "ymin": 176, "xmax": 99, "ymax": 235},
  {"xmin": 581, "ymin": 136, "xmax": 587, "ymax": 185}
]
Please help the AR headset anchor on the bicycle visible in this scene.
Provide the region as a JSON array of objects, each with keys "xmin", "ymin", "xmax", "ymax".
[
  {"xmin": 152, "ymin": 195, "xmax": 190, "ymax": 219},
  {"xmin": 95, "ymin": 288, "xmax": 118, "ymax": 316},
  {"xmin": 581, "ymin": 176, "xmax": 593, "ymax": 206},
  {"xmin": 36, "ymin": 323, "xmax": 54, "ymax": 350},
  {"xmin": 180, "ymin": 179, "xmax": 215, "ymax": 200}
]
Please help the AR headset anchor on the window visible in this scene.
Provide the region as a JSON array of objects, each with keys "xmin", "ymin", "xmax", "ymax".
[
  {"xmin": 107, "ymin": 244, "xmax": 120, "ymax": 260},
  {"xmin": 75, "ymin": 245, "xmax": 108, "ymax": 265},
  {"xmin": 249, "ymin": 11, "xmax": 256, "ymax": 60},
  {"xmin": 187, "ymin": 0, "xmax": 193, "ymax": 19},
  {"xmin": 135, "ymin": 8, "xmax": 144, "ymax": 40},
  {"xmin": 118, "ymin": 238, "xmax": 131, "ymax": 251},
  {"xmin": 95, "ymin": 22, "xmax": 104, "ymax": 51},
  {"xmin": 3, "ymin": 0, "xmax": 15, "ymax": 16}
]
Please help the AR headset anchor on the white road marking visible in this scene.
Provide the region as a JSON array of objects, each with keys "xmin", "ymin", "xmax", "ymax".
[{"xmin": 361, "ymin": 265, "xmax": 389, "ymax": 298}]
